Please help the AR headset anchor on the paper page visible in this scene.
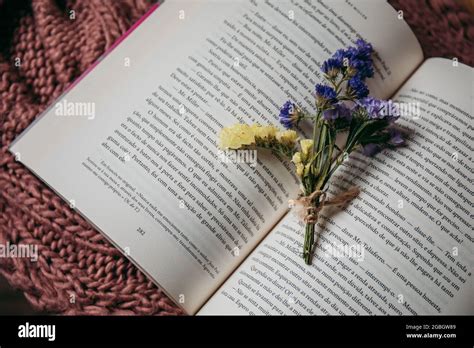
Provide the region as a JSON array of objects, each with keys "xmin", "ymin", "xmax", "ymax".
[
  {"xmin": 10, "ymin": 0, "xmax": 423, "ymax": 314},
  {"xmin": 199, "ymin": 58, "xmax": 473, "ymax": 315}
]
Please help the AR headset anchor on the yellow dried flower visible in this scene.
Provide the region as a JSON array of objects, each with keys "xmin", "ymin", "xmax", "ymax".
[
  {"xmin": 292, "ymin": 152, "xmax": 302, "ymax": 164},
  {"xmin": 276, "ymin": 130, "xmax": 298, "ymax": 146},
  {"xmin": 219, "ymin": 124, "xmax": 255, "ymax": 149},
  {"xmin": 300, "ymin": 139, "xmax": 313, "ymax": 158},
  {"xmin": 252, "ymin": 125, "xmax": 278, "ymax": 140},
  {"xmin": 296, "ymin": 163, "xmax": 304, "ymax": 177}
]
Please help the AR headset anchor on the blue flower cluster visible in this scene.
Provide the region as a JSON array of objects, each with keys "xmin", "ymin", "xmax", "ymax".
[
  {"xmin": 331, "ymin": 39, "xmax": 374, "ymax": 80},
  {"xmin": 278, "ymin": 38, "xmax": 403, "ymax": 159},
  {"xmin": 347, "ymin": 76, "xmax": 369, "ymax": 99},
  {"xmin": 320, "ymin": 39, "xmax": 374, "ymax": 101},
  {"xmin": 315, "ymin": 84, "xmax": 337, "ymax": 106},
  {"xmin": 279, "ymin": 101, "xmax": 300, "ymax": 129},
  {"xmin": 321, "ymin": 58, "xmax": 343, "ymax": 78}
]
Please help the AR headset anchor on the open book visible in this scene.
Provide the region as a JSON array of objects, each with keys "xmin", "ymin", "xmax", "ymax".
[{"xmin": 10, "ymin": 0, "xmax": 473, "ymax": 315}]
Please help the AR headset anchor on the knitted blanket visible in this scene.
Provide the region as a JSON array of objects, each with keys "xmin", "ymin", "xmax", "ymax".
[{"xmin": 0, "ymin": 0, "xmax": 472, "ymax": 315}]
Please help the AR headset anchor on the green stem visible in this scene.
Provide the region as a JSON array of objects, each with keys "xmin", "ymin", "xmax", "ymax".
[
  {"xmin": 303, "ymin": 222, "xmax": 315, "ymax": 265},
  {"xmin": 311, "ymin": 111, "xmax": 322, "ymax": 155}
]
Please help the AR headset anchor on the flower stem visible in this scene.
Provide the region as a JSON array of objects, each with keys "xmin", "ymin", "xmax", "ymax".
[{"xmin": 303, "ymin": 222, "xmax": 315, "ymax": 265}]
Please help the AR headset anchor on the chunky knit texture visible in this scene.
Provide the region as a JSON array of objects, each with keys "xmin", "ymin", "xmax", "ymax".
[
  {"xmin": 390, "ymin": 0, "xmax": 474, "ymax": 64},
  {"xmin": 0, "ymin": 0, "xmax": 472, "ymax": 315}
]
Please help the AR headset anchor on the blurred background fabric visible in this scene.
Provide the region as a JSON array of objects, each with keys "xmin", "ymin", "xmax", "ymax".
[{"xmin": 0, "ymin": 0, "xmax": 473, "ymax": 315}]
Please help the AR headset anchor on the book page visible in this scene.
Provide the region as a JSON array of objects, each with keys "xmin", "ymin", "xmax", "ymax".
[
  {"xmin": 10, "ymin": 0, "xmax": 422, "ymax": 314},
  {"xmin": 199, "ymin": 58, "xmax": 473, "ymax": 315}
]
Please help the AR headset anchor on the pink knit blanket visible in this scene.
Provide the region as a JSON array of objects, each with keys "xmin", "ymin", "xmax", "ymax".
[{"xmin": 0, "ymin": 0, "xmax": 472, "ymax": 315}]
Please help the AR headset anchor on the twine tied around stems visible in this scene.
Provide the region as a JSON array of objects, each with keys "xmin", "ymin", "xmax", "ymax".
[{"xmin": 289, "ymin": 187, "xmax": 360, "ymax": 224}]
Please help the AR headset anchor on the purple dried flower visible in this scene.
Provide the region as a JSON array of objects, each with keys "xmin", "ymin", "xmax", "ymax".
[
  {"xmin": 358, "ymin": 97, "xmax": 400, "ymax": 122},
  {"xmin": 362, "ymin": 143, "xmax": 380, "ymax": 157},
  {"xmin": 322, "ymin": 103, "xmax": 352, "ymax": 121},
  {"xmin": 388, "ymin": 127, "xmax": 404, "ymax": 146}
]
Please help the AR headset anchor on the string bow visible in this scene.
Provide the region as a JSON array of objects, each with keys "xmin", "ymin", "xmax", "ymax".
[{"xmin": 289, "ymin": 187, "xmax": 360, "ymax": 224}]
